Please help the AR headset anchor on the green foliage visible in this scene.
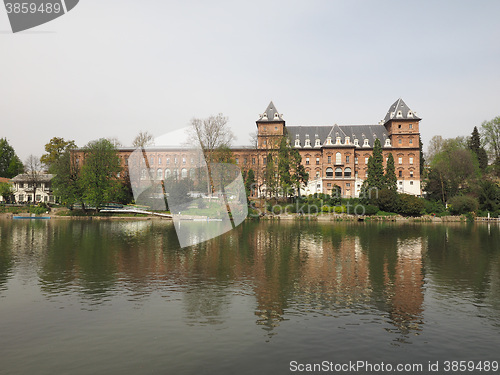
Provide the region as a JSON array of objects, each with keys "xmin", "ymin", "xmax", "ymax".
[
  {"xmin": 424, "ymin": 200, "xmax": 447, "ymax": 215},
  {"xmin": 164, "ymin": 177, "xmax": 194, "ymax": 210},
  {"xmin": 384, "ymin": 154, "xmax": 397, "ymax": 191},
  {"xmin": 364, "ymin": 138, "xmax": 385, "ymax": 191},
  {"xmin": 79, "ymin": 139, "xmax": 122, "ymax": 210},
  {"xmin": 52, "ymin": 149, "xmax": 83, "ymax": 208},
  {"xmin": 0, "ymin": 182, "xmax": 14, "ymax": 202},
  {"xmin": 424, "ymin": 142, "xmax": 480, "ymax": 203},
  {"xmin": 29, "ymin": 205, "xmax": 48, "ymax": 215},
  {"xmin": 40, "ymin": 137, "xmax": 77, "ymax": 172},
  {"xmin": 397, "ymin": 194, "xmax": 425, "ymax": 216},
  {"xmin": 375, "ymin": 188, "xmax": 398, "ymax": 212},
  {"xmin": 363, "ymin": 204, "xmax": 379, "ymax": 215},
  {"xmin": 0, "ymin": 138, "xmax": 24, "ymax": 178},
  {"xmin": 245, "ymin": 169, "xmax": 256, "ymax": 197},
  {"xmin": 478, "ymin": 180, "xmax": 500, "ymax": 212},
  {"xmin": 448, "ymin": 195, "xmax": 479, "ymax": 215},
  {"xmin": 419, "ymin": 135, "xmax": 425, "ymax": 178},
  {"xmin": 468, "ymin": 126, "xmax": 488, "ymax": 172},
  {"xmin": 481, "ymin": 116, "xmax": 500, "ymax": 162}
]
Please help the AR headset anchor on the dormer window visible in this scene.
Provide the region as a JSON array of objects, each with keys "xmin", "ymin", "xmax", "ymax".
[
  {"xmin": 397, "ymin": 111, "xmax": 403, "ymax": 117},
  {"xmin": 294, "ymin": 139, "xmax": 301, "ymax": 147},
  {"xmin": 354, "ymin": 139, "xmax": 359, "ymax": 146},
  {"xmin": 326, "ymin": 137, "xmax": 332, "ymax": 145},
  {"xmin": 384, "ymin": 139, "xmax": 391, "ymax": 147},
  {"xmin": 305, "ymin": 136, "xmax": 311, "ymax": 147},
  {"xmin": 345, "ymin": 136, "xmax": 350, "ymax": 145},
  {"xmin": 315, "ymin": 138, "xmax": 321, "ymax": 147},
  {"xmin": 390, "ymin": 112, "xmax": 395, "ymax": 119},
  {"xmin": 336, "ymin": 137, "xmax": 342, "ymax": 145},
  {"xmin": 408, "ymin": 111, "xmax": 413, "ymax": 117},
  {"xmin": 363, "ymin": 139, "xmax": 370, "ymax": 147},
  {"xmin": 274, "ymin": 113, "xmax": 279, "ymax": 119}
]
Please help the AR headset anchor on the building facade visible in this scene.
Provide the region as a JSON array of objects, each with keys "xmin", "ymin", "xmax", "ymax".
[
  {"xmin": 11, "ymin": 173, "xmax": 55, "ymax": 203},
  {"xmin": 74, "ymin": 98, "xmax": 422, "ymax": 199},
  {"xmin": 232, "ymin": 99, "xmax": 422, "ymax": 197}
]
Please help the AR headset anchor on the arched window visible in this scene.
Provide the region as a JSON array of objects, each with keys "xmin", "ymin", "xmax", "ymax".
[
  {"xmin": 165, "ymin": 169, "xmax": 171, "ymax": 179},
  {"xmin": 326, "ymin": 167, "xmax": 333, "ymax": 178},
  {"xmin": 157, "ymin": 168, "xmax": 163, "ymax": 180},
  {"xmin": 344, "ymin": 167, "xmax": 352, "ymax": 178},
  {"xmin": 335, "ymin": 167, "xmax": 343, "ymax": 178},
  {"xmin": 336, "ymin": 152, "xmax": 342, "ymax": 164},
  {"xmin": 181, "ymin": 168, "xmax": 188, "ymax": 179}
]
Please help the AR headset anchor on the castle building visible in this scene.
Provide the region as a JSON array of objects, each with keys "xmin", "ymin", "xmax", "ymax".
[
  {"xmin": 72, "ymin": 99, "xmax": 422, "ymax": 199},
  {"xmin": 232, "ymin": 99, "xmax": 422, "ymax": 197}
]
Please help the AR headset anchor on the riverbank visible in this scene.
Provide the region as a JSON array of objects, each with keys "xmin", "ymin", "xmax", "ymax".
[{"xmin": 3, "ymin": 210, "xmax": 498, "ymax": 223}]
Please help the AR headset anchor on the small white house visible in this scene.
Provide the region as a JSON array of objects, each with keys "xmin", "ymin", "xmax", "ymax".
[{"xmin": 11, "ymin": 173, "xmax": 55, "ymax": 203}]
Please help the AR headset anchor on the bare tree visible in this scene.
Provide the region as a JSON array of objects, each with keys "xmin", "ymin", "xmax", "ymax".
[
  {"xmin": 133, "ymin": 131, "xmax": 155, "ymax": 148},
  {"xmin": 188, "ymin": 114, "xmax": 235, "ymax": 193},
  {"xmin": 24, "ymin": 155, "xmax": 43, "ymax": 203},
  {"xmin": 107, "ymin": 137, "xmax": 122, "ymax": 148}
]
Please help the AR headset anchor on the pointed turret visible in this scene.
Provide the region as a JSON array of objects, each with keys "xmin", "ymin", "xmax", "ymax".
[
  {"xmin": 258, "ymin": 101, "xmax": 284, "ymax": 122},
  {"xmin": 383, "ymin": 98, "xmax": 421, "ymax": 124}
]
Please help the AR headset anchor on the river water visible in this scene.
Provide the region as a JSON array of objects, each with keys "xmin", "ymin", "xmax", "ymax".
[{"xmin": 0, "ymin": 219, "xmax": 499, "ymax": 374}]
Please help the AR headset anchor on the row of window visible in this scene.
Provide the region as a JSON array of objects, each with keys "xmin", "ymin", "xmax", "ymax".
[
  {"xmin": 140, "ymin": 168, "xmax": 196, "ymax": 180},
  {"xmin": 303, "ymin": 154, "xmax": 415, "ymax": 166}
]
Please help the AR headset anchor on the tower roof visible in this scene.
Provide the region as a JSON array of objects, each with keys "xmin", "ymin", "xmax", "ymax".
[
  {"xmin": 257, "ymin": 101, "xmax": 284, "ymax": 122},
  {"xmin": 383, "ymin": 98, "xmax": 421, "ymax": 124}
]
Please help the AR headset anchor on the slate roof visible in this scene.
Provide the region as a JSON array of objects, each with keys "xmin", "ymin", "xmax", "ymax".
[
  {"xmin": 11, "ymin": 173, "xmax": 55, "ymax": 182},
  {"xmin": 383, "ymin": 98, "xmax": 421, "ymax": 124},
  {"xmin": 257, "ymin": 101, "xmax": 284, "ymax": 122},
  {"xmin": 286, "ymin": 125, "xmax": 389, "ymax": 148}
]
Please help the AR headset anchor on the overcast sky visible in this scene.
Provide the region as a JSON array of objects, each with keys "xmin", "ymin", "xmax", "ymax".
[{"xmin": 1, "ymin": 0, "xmax": 500, "ymax": 161}]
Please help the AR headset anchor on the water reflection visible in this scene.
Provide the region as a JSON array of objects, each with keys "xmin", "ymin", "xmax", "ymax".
[{"xmin": 1, "ymin": 219, "xmax": 499, "ymax": 342}]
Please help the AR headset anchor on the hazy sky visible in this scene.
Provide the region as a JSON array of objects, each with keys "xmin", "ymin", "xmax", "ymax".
[{"xmin": 1, "ymin": 0, "xmax": 500, "ymax": 161}]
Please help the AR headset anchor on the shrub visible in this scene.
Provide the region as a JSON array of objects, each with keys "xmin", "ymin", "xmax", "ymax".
[
  {"xmin": 424, "ymin": 200, "xmax": 446, "ymax": 215},
  {"xmin": 363, "ymin": 204, "xmax": 379, "ymax": 215},
  {"xmin": 334, "ymin": 205, "xmax": 347, "ymax": 214},
  {"xmin": 376, "ymin": 189, "xmax": 399, "ymax": 213},
  {"xmin": 448, "ymin": 195, "xmax": 479, "ymax": 215},
  {"xmin": 397, "ymin": 194, "xmax": 425, "ymax": 216}
]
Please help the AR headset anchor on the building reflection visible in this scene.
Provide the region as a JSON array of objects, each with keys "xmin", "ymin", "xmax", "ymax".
[{"xmin": 2, "ymin": 220, "xmax": 499, "ymax": 342}]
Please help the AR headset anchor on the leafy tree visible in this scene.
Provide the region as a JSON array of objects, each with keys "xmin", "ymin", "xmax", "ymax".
[
  {"xmin": 0, "ymin": 182, "xmax": 14, "ymax": 203},
  {"xmin": 277, "ymin": 137, "xmax": 292, "ymax": 197},
  {"xmin": 52, "ymin": 149, "xmax": 83, "ymax": 209},
  {"xmin": 245, "ymin": 169, "xmax": 256, "ymax": 197},
  {"xmin": 384, "ymin": 153, "xmax": 397, "ymax": 191},
  {"xmin": 425, "ymin": 142, "xmax": 480, "ymax": 203},
  {"xmin": 79, "ymin": 139, "xmax": 122, "ymax": 211},
  {"xmin": 264, "ymin": 153, "xmax": 277, "ymax": 198},
  {"xmin": 478, "ymin": 180, "xmax": 500, "ymax": 212},
  {"xmin": 397, "ymin": 194, "xmax": 425, "ymax": 216},
  {"xmin": 361, "ymin": 138, "xmax": 384, "ymax": 201},
  {"xmin": 481, "ymin": 116, "xmax": 500, "ymax": 162},
  {"xmin": 40, "ymin": 137, "xmax": 77, "ymax": 171},
  {"xmin": 376, "ymin": 188, "xmax": 398, "ymax": 212},
  {"xmin": 419, "ymin": 135, "xmax": 425, "ymax": 177},
  {"xmin": 448, "ymin": 195, "xmax": 478, "ymax": 215},
  {"xmin": 468, "ymin": 126, "xmax": 488, "ymax": 171},
  {"xmin": 366, "ymin": 138, "xmax": 385, "ymax": 190},
  {"xmin": 0, "ymin": 138, "xmax": 24, "ymax": 178}
]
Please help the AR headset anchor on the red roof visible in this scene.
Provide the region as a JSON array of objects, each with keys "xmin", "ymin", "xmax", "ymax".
[{"xmin": 0, "ymin": 177, "xmax": 12, "ymax": 184}]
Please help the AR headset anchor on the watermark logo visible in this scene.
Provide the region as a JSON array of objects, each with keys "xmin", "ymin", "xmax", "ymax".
[
  {"xmin": 127, "ymin": 129, "xmax": 248, "ymax": 248},
  {"xmin": 3, "ymin": 0, "xmax": 79, "ymax": 33}
]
